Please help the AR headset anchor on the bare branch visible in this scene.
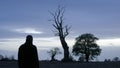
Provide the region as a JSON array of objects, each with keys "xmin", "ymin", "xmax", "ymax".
[
  {"xmin": 52, "ymin": 24, "xmax": 58, "ymax": 29},
  {"xmin": 48, "ymin": 10, "xmax": 55, "ymax": 17},
  {"xmin": 52, "ymin": 30, "xmax": 59, "ymax": 36},
  {"xmin": 64, "ymin": 25, "xmax": 71, "ymax": 37},
  {"xmin": 49, "ymin": 6, "xmax": 70, "ymax": 37}
]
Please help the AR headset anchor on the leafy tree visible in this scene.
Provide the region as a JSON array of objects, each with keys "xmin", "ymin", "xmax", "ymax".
[
  {"xmin": 9, "ymin": 55, "xmax": 15, "ymax": 61},
  {"xmin": 49, "ymin": 6, "xmax": 71, "ymax": 61},
  {"xmin": 47, "ymin": 47, "xmax": 62, "ymax": 61},
  {"xmin": 0, "ymin": 55, "xmax": 4, "ymax": 60},
  {"xmin": 72, "ymin": 33, "xmax": 101, "ymax": 62},
  {"xmin": 0, "ymin": 55, "xmax": 16, "ymax": 61},
  {"xmin": 104, "ymin": 59, "xmax": 111, "ymax": 62},
  {"xmin": 112, "ymin": 57, "xmax": 119, "ymax": 62}
]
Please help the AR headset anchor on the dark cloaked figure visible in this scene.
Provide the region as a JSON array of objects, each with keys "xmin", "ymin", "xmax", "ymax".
[{"xmin": 18, "ymin": 35, "xmax": 39, "ymax": 68}]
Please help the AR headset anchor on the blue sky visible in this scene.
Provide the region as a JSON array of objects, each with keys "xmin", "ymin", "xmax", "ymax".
[{"xmin": 0, "ymin": 0, "xmax": 120, "ymax": 61}]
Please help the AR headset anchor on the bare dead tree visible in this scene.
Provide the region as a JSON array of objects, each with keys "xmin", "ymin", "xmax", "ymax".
[{"xmin": 49, "ymin": 6, "xmax": 71, "ymax": 61}]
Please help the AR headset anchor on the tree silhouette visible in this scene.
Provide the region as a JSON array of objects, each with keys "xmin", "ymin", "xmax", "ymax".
[
  {"xmin": 47, "ymin": 47, "xmax": 62, "ymax": 61},
  {"xmin": 112, "ymin": 57, "xmax": 119, "ymax": 62},
  {"xmin": 49, "ymin": 6, "xmax": 71, "ymax": 61},
  {"xmin": 0, "ymin": 55, "xmax": 4, "ymax": 60},
  {"xmin": 72, "ymin": 33, "xmax": 101, "ymax": 62},
  {"xmin": 0, "ymin": 55, "xmax": 16, "ymax": 61},
  {"xmin": 18, "ymin": 35, "xmax": 39, "ymax": 68}
]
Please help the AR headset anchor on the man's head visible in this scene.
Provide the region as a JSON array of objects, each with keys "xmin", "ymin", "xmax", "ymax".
[{"xmin": 26, "ymin": 35, "xmax": 33, "ymax": 44}]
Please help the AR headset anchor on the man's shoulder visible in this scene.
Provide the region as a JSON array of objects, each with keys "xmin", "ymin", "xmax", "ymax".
[
  {"xmin": 19, "ymin": 44, "xmax": 26, "ymax": 49},
  {"xmin": 19, "ymin": 44, "xmax": 37, "ymax": 49},
  {"xmin": 32, "ymin": 45, "xmax": 37, "ymax": 48}
]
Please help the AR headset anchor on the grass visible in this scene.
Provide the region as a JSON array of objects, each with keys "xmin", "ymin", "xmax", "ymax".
[{"xmin": 0, "ymin": 61, "xmax": 120, "ymax": 68}]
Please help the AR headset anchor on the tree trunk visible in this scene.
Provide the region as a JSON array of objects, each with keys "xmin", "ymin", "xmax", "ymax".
[
  {"xmin": 60, "ymin": 37, "xmax": 69, "ymax": 61},
  {"xmin": 85, "ymin": 46, "xmax": 89, "ymax": 62},
  {"xmin": 85, "ymin": 54, "xmax": 89, "ymax": 62},
  {"xmin": 51, "ymin": 55, "xmax": 55, "ymax": 61}
]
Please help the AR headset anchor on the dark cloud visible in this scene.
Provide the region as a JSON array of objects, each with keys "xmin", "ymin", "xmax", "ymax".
[{"xmin": 0, "ymin": 0, "xmax": 120, "ymax": 39}]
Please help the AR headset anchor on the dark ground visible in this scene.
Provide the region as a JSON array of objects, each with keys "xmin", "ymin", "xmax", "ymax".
[{"xmin": 0, "ymin": 61, "xmax": 120, "ymax": 68}]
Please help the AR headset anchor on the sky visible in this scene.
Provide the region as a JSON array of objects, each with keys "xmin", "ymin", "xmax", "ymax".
[{"xmin": 0, "ymin": 0, "xmax": 120, "ymax": 61}]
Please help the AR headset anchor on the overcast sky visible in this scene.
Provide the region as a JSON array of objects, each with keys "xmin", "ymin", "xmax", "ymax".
[{"xmin": 0, "ymin": 0, "xmax": 120, "ymax": 61}]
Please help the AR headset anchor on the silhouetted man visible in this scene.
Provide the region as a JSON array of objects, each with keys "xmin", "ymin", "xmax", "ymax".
[{"xmin": 18, "ymin": 35, "xmax": 39, "ymax": 68}]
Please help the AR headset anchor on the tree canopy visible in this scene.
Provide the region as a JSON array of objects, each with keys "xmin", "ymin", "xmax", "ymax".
[{"xmin": 72, "ymin": 33, "xmax": 101, "ymax": 62}]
